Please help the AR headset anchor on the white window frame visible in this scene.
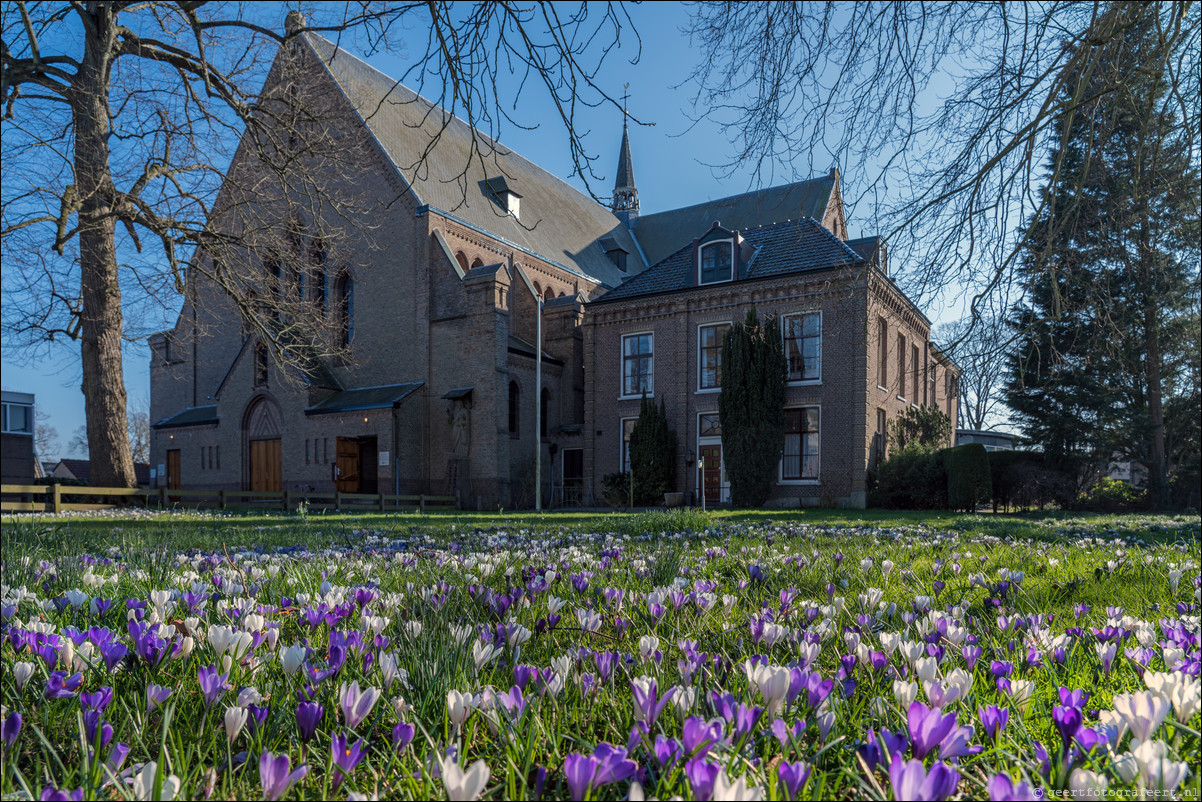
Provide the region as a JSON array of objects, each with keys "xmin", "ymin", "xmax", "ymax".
[
  {"xmin": 697, "ymin": 321, "xmax": 732, "ymax": 393},
  {"xmin": 697, "ymin": 239, "xmax": 735, "ymax": 286},
  {"xmin": 778, "ymin": 405, "xmax": 821, "ymax": 485},
  {"xmin": 695, "ymin": 411, "xmax": 729, "ymax": 504},
  {"xmin": 782, "ymin": 311, "xmax": 822, "ymax": 385},
  {"xmin": 620, "ymin": 331, "xmax": 654, "ymax": 399},
  {"xmin": 1, "ymin": 402, "xmax": 33, "ymax": 435}
]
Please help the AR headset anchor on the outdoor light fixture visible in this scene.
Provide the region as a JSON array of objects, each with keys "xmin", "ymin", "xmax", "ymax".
[{"xmin": 686, "ymin": 448, "xmax": 695, "ymax": 465}]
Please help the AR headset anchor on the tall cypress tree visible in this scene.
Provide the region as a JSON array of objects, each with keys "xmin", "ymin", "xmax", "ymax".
[
  {"xmin": 719, "ymin": 308, "xmax": 787, "ymax": 506},
  {"xmin": 629, "ymin": 392, "xmax": 677, "ymax": 505},
  {"xmin": 1006, "ymin": 21, "xmax": 1199, "ymax": 508}
]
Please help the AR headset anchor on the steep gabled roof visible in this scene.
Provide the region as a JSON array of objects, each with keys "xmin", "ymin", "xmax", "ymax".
[
  {"xmin": 592, "ymin": 217, "xmax": 863, "ymax": 304},
  {"xmin": 304, "ymin": 35, "xmax": 645, "ymax": 289},
  {"xmin": 632, "ymin": 174, "xmax": 837, "ymax": 267}
]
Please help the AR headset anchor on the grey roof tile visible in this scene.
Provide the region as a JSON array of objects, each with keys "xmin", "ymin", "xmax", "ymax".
[
  {"xmin": 304, "ymin": 382, "xmax": 424, "ymax": 415},
  {"xmin": 591, "ymin": 217, "xmax": 862, "ymax": 304},
  {"xmin": 305, "ymin": 35, "xmax": 646, "ymax": 289}
]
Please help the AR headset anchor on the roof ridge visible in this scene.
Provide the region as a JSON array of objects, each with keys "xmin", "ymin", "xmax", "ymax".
[{"xmin": 637, "ymin": 176, "xmax": 832, "ymax": 220}]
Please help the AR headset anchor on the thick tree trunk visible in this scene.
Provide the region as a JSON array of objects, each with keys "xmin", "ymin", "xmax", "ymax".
[{"xmin": 74, "ymin": 7, "xmax": 136, "ymax": 488}]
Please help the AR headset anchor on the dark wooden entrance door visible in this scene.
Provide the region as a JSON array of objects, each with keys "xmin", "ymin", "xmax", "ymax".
[
  {"xmin": 166, "ymin": 449, "xmax": 181, "ymax": 490},
  {"xmin": 335, "ymin": 437, "xmax": 360, "ymax": 493},
  {"xmin": 250, "ymin": 439, "xmax": 282, "ymax": 492},
  {"xmin": 700, "ymin": 444, "xmax": 722, "ymax": 504}
]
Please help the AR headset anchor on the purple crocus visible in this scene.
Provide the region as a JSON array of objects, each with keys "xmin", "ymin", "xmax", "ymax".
[
  {"xmin": 1, "ymin": 713, "xmax": 21, "ymax": 753},
  {"xmin": 296, "ymin": 701, "xmax": 324, "ymax": 743},
  {"xmin": 43, "ymin": 672, "xmax": 82, "ymax": 699},
  {"xmin": 38, "ymin": 788, "xmax": 83, "ymax": 801},
  {"xmin": 770, "ymin": 717, "xmax": 806, "ymax": 748},
  {"xmin": 79, "ymin": 687, "xmax": 113, "ymax": 712},
  {"xmin": 778, "ymin": 760, "xmax": 812, "ymax": 800},
  {"xmin": 987, "ymin": 774, "xmax": 1040, "ymax": 801},
  {"xmin": 1058, "ymin": 688, "xmax": 1089, "ymax": 709},
  {"xmin": 685, "ymin": 757, "xmax": 720, "ymax": 802},
  {"xmin": 197, "ymin": 665, "xmax": 230, "ymax": 709},
  {"xmin": 682, "ymin": 717, "xmax": 724, "ymax": 759},
  {"xmin": 979, "ymin": 705, "xmax": 1010, "ymax": 741},
  {"xmin": 890, "ymin": 755, "xmax": 960, "ymax": 801},
  {"xmin": 259, "ymin": 750, "xmax": 309, "ymax": 801},
  {"xmin": 99, "ymin": 642, "xmax": 127, "ymax": 673},
  {"xmin": 908, "ymin": 701, "xmax": 957, "ymax": 760},
  {"xmin": 392, "ymin": 722, "xmax": 416, "ymax": 753},
  {"xmin": 632, "ymin": 679, "xmax": 676, "ymax": 727},
  {"xmin": 563, "ymin": 744, "xmax": 637, "ymax": 801},
  {"xmin": 652, "ymin": 735, "xmax": 682, "ymax": 768},
  {"xmin": 1052, "ymin": 705, "xmax": 1082, "ymax": 751},
  {"xmin": 330, "ymin": 734, "xmax": 365, "ymax": 790}
]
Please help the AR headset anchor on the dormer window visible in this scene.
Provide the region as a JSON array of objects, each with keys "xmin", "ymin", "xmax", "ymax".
[
  {"xmin": 699, "ymin": 240, "xmax": 733, "ymax": 284},
  {"xmin": 485, "ymin": 176, "xmax": 522, "ymax": 220}
]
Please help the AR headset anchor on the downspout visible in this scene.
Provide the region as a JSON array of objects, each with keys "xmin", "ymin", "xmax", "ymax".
[{"xmin": 392, "ymin": 401, "xmax": 400, "ymax": 495}]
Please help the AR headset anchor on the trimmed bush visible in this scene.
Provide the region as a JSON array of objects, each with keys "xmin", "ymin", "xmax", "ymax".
[
  {"xmin": 945, "ymin": 443, "xmax": 992, "ymax": 511},
  {"xmin": 868, "ymin": 446, "xmax": 947, "ymax": 509},
  {"xmin": 1078, "ymin": 477, "xmax": 1144, "ymax": 512}
]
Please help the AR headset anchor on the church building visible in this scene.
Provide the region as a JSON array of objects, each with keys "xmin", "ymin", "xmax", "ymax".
[{"xmin": 149, "ymin": 27, "xmax": 958, "ymax": 509}]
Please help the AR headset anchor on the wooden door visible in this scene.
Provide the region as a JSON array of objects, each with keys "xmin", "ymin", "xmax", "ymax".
[
  {"xmin": 166, "ymin": 449, "xmax": 181, "ymax": 490},
  {"xmin": 335, "ymin": 437, "xmax": 360, "ymax": 492},
  {"xmin": 700, "ymin": 444, "xmax": 722, "ymax": 504},
  {"xmin": 250, "ymin": 439, "xmax": 282, "ymax": 492}
]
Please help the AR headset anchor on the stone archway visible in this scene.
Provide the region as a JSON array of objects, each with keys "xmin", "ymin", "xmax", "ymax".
[{"xmin": 243, "ymin": 395, "xmax": 283, "ymax": 491}]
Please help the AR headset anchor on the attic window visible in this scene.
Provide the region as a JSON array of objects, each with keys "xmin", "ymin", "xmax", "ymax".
[
  {"xmin": 485, "ymin": 176, "xmax": 522, "ymax": 220},
  {"xmin": 600, "ymin": 236, "xmax": 628, "ymax": 272},
  {"xmin": 699, "ymin": 240, "xmax": 733, "ymax": 284}
]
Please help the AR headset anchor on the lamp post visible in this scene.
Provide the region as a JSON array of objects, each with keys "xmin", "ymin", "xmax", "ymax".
[{"xmin": 514, "ymin": 263, "xmax": 544, "ymax": 512}]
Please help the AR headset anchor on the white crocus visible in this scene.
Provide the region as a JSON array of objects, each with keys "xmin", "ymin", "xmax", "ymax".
[
  {"xmin": 441, "ymin": 757, "xmax": 490, "ymax": 801},
  {"xmin": 1114, "ymin": 691, "xmax": 1171, "ymax": 744},
  {"xmin": 132, "ymin": 761, "xmax": 180, "ymax": 801},
  {"xmin": 12, "ymin": 662, "xmax": 35, "ymax": 692},
  {"xmin": 447, "ymin": 689, "xmax": 475, "ymax": 727},
  {"xmin": 279, "ymin": 643, "xmax": 306, "ymax": 676},
  {"xmin": 713, "ymin": 770, "xmax": 764, "ymax": 801},
  {"xmin": 223, "ymin": 706, "xmax": 248, "ymax": 743},
  {"xmin": 893, "ymin": 680, "xmax": 918, "ymax": 709}
]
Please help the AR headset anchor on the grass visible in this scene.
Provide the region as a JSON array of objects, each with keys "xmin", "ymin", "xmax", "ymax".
[{"xmin": 0, "ymin": 507, "xmax": 1198, "ymax": 801}]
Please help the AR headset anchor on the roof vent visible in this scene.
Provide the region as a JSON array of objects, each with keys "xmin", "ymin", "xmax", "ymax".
[{"xmin": 485, "ymin": 176, "xmax": 522, "ymax": 220}]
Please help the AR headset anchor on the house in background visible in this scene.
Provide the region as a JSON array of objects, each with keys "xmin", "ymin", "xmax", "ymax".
[
  {"xmin": 956, "ymin": 429, "xmax": 1018, "ymax": 452},
  {"xmin": 148, "ymin": 22, "xmax": 957, "ymax": 508},
  {"xmin": 1, "ymin": 391, "xmax": 37, "ymax": 483},
  {"xmin": 50, "ymin": 458, "xmax": 152, "ymax": 488}
]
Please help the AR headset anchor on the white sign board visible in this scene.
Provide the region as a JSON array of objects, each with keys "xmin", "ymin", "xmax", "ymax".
[{"xmin": 378, "ymin": 450, "xmax": 390, "ymax": 467}]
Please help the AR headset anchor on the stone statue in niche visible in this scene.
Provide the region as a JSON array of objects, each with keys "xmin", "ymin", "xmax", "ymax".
[{"xmin": 450, "ymin": 400, "xmax": 470, "ymax": 458}]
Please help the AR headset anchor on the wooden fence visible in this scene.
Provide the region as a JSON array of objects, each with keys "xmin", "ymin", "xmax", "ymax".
[{"xmin": 0, "ymin": 484, "xmax": 456, "ymax": 514}]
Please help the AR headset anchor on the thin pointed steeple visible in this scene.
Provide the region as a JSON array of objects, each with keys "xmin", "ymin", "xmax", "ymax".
[{"xmin": 612, "ymin": 87, "xmax": 639, "ymax": 225}]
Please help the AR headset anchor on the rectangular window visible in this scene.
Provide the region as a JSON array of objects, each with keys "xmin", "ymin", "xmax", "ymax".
[
  {"xmin": 876, "ymin": 408, "xmax": 887, "ymax": 463},
  {"xmin": 698, "ymin": 323, "xmax": 730, "ymax": 390},
  {"xmin": 877, "ymin": 317, "xmax": 888, "ymax": 388},
  {"xmin": 782, "ymin": 407, "xmax": 820, "ymax": 481},
  {"xmin": 200, "ymin": 447, "xmax": 206, "ymax": 471},
  {"xmin": 215, "ymin": 445, "xmax": 221, "ymax": 471},
  {"xmin": 783, "ymin": 312, "xmax": 821, "ymax": 383},
  {"xmin": 323, "ymin": 438, "xmax": 329, "ymax": 464},
  {"xmin": 305, "ymin": 439, "xmax": 310, "ymax": 465},
  {"xmin": 699, "ymin": 241, "xmax": 733, "ymax": 284},
  {"xmin": 698, "ymin": 412, "xmax": 722, "ymax": 438},
  {"xmin": 911, "ymin": 344, "xmax": 920, "ymax": 405},
  {"xmin": 897, "ymin": 334, "xmax": 907, "ymax": 399},
  {"xmin": 1, "ymin": 402, "xmax": 33, "ymax": 434},
  {"xmin": 620, "ymin": 417, "xmax": 637, "ymax": 472},
  {"xmin": 622, "ymin": 333, "xmax": 653, "ymax": 397}
]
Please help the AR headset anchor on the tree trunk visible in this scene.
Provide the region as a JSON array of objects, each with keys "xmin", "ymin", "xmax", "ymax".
[
  {"xmin": 1143, "ymin": 286, "xmax": 1168, "ymax": 509},
  {"xmin": 73, "ymin": 7, "xmax": 136, "ymax": 488}
]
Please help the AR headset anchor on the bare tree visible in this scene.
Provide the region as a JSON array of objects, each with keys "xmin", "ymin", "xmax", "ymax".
[
  {"xmin": 683, "ymin": 2, "xmax": 1199, "ymax": 318},
  {"xmin": 127, "ymin": 400, "xmax": 150, "ymax": 464},
  {"xmin": 68, "ymin": 424, "xmax": 88, "ymax": 458},
  {"xmin": 2, "ymin": 2, "xmax": 636, "ymax": 487},
  {"xmin": 936, "ymin": 316, "xmax": 1010, "ymax": 432},
  {"xmin": 34, "ymin": 409, "xmax": 58, "ymax": 461}
]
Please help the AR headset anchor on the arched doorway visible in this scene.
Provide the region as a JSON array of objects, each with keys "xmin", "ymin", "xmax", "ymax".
[{"xmin": 243, "ymin": 395, "xmax": 283, "ymax": 492}]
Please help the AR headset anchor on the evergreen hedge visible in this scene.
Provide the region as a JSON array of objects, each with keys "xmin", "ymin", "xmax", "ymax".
[{"xmin": 945, "ymin": 443, "xmax": 992, "ymax": 511}]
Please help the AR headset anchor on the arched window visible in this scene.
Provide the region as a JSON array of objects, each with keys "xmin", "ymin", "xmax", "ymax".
[
  {"xmin": 508, "ymin": 381, "xmax": 520, "ymax": 437},
  {"xmin": 540, "ymin": 387, "xmax": 550, "ymax": 437},
  {"xmin": 699, "ymin": 240, "xmax": 734, "ymax": 284},
  {"xmin": 336, "ymin": 272, "xmax": 355, "ymax": 346},
  {"xmin": 310, "ymin": 238, "xmax": 327, "ymax": 312},
  {"xmin": 470, "ymin": 257, "xmax": 484, "ymax": 269},
  {"xmin": 254, "ymin": 343, "xmax": 269, "ymax": 387},
  {"xmin": 455, "ymin": 251, "xmax": 469, "ymax": 272},
  {"xmin": 543, "ymin": 287, "xmax": 554, "ymax": 302}
]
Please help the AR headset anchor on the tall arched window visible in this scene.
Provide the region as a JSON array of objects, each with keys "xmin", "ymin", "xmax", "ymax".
[
  {"xmin": 470, "ymin": 257, "xmax": 484, "ymax": 269},
  {"xmin": 254, "ymin": 342, "xmax": 269, "ymax": 387},
  {"xmin": 337, "ymin": 272, "xmax": 355, "ymax": 346},
  {"xmin": 540, "ymin": 387, "xmax": 550, "ymax": 437},
  {"xmin": 508, "ymin": 381, "xmax": 520, "ymax": 437},
  {"xmin": 543, "ymin": 287, "xmax": 554, "ymax": 302},
  {"xmin": 455, "ymin": 251, "xmax": 469, "ymax": 272}
]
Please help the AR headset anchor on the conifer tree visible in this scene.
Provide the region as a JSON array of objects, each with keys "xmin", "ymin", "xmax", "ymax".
[
  {"xmin": 629, "ymin": 393, "xmax": 677, "ymax": 505},
  {"xmin": 719, "ymin": 308, "xmax": 787, "ymax": 506}
]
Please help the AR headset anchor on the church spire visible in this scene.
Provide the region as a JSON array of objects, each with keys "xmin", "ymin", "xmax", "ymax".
[{"xmin": 611, "ymin": 86, "xmax": 639, "ymax": 225}]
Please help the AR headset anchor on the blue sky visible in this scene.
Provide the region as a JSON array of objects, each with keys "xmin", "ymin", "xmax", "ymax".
[{"xmin": 1, "ymin": 2, "xmax": 966, "ymax": 458}]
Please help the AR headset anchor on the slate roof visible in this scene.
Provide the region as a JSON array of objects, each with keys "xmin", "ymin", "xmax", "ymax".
[
  {"xmin": 152, "ymin": 405, "xmax": 220, "ymax": 430},
  {"xmin": 305, "ymin": 35, "xmax": 645, "ymax": 289},
  {"xmin": 615, "ymin": 121, "xmax": 635, "ymax": 190},
  {"xmin": 304, "ymin": 382, "xmax": 424, "ymax": 415},
  {"xmin": 53, "ymin": 458, "xmax": 151, "ymax": 487},
  {"xmin": 632, "ymin": 174, "xmax": 836, "ymax": 267},
  {"xmin": 592, "ymin": 217, "xmax": 863, "ymax": 304}
]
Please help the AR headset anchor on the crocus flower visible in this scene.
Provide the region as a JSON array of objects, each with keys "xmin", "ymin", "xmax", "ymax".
[
  {"xmin": 392, "ymin": 722, "xmax": 416, "ymax": 753},
  {"xmin": 296, "ymin": 701, "xmax": 323, "ymax": 743},
  {"xmin": 564, "ymin": 743, "xmax": 637, "ymax": 800},
  {"xmin": 198, "ymin": 665, "xmax": 230, "ymax": 709},
  {"xmin": 778, "ymin": 760, "xmax": 811, "ymax": 800},
  {"xmin": 979, "ymin": 705, "xmax": 1009, "ymax": 741},
  {"xmin": 331, "ymin": 735, "xmax": 365, "ymax": 790},
  {"xmin": 79, "ymin": 687, "xmax": 113, "ymax": 711},
  {"xmin": 987, "ymin": 774, "xmax": 1040, "ymax": 801},
  {"xmin": 131, "ymin": 761, "xmax": 180, "ymax": 801},
  {"xmin": 908, "ymin": 701, "xmax": 957, "ymax": 760},
  {"xmin": 686, "ymin": 757, "xmax": 721, "ymax": 802},
  {"xmin": 631, "ymin": 678, "xmax": 676, "ymax": 727},
  {"xmin": 146, "ymin": 684, "xmax": 172, "ymax": 713},
  {"xmin": 224, "ymin": 706, "xmax": 248, "ymax": 744},
  {"xmin": 2, "ymin": 713, "xmax": 21, "ymax": 753},
  {"xmin": 338, "ymin": 681, "xmax": 381, "ymax": 729},
  {"xmin": 260, "ymin": 751, "xmax": 309, "ymax": 801},
  {"xmin": 38, "ymin": 788, "xmax": 83, "ymax": 801},
  {"xmin": 1113, "ymin": 691, "xmax": 1171, "ymax": 744},
  {"xmin": 890, "ymin": 755, "xmax": 959, "ymax": 801},
  {"xmin": 441, "ymin": 757, "xmax": 490, "ymax": 801},
  {"xmin": 43, "ymin": 672, "xmax": 82, "ymax": 699}
]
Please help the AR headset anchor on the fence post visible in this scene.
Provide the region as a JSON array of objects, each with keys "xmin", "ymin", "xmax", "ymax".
[
  {"xmin": 336, "ymin": 491, "xmax": 343, "ymax": 512},
  {"xmin": 283, "ymin": 490, "xmax": 291, "ymax": 513},
  {"xmin": 219, "ymin": 489, "xmax": 227, "ymax": 511},
  {"xmin": 159, "ymin": 486, "xmax": 167, "ymax": 509},
  {"xmin": 378, "ymin": 492, "xmax": 385, "ymax": 512},
  {"xmin": 51, "ymin": 483, "xmax": 61, "ymax": 514},
  {"xmin": 419, "ymin": 493, "xmax": 426, "ymax": 513}
]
